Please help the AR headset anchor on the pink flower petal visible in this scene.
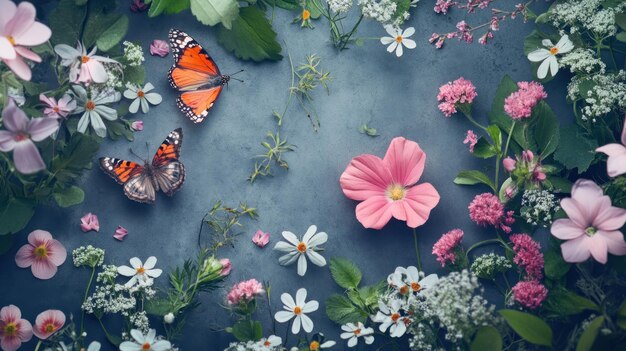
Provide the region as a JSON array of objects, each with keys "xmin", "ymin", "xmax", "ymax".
[
  {"xmin": 571, "ymin": 180, "xmax": 604, "ymax": 218},
  {"xmin": 596, "ymin": 143, "xmax": 626, "ymax": 157},
  {"xmin": 0, "ymin": 130, "xmax": 16, "ymax": 152},
  {"xmin": 559, "ymin": 198, "xmax": 588, "ymax": 228},
  {"xmin": 550, "ymin": 218, "xmax": 585, "ymax": 240},
  {"xmin": 3, "ymin": 56, "xmax": 32, "ymax": 81},
  {"xmin": 16, "ymin": 319, "xmax": 33, "ymax": 342},
  {"xmin": 1, "ymin": 336, "xmax": 22, "ymax": 351},
  {"xmin": 33, "ymin": 310, "xmax": 65, "ymax": 339},
  {"xmin": 601, "ymin": 230, "xmax": 626, "ymax": 256},
  {"xmin": 113, "ymin": 226, "xmax": 128, "ymax": 241},
  {"xmin": 15, "ymin": 244, "xmax": 34, "ymax": 268},
  {"xmin": 14, "ymin": 46, "xmax": 41, "ymax": 62},
  {"xmin": 13, "ymin": 22, "xmax": 51, "ymax": 47},
  {"xmin": 402, "ymin": 183, "xmax": 440, "ymax": 228},
  {"xmin": 27, "ymin": 230, "xmax": 52, "ymax": 246},
  {"xmin": 622, "ymin": 121, "xmax": 626, "ymax": 146},
  {"xmin": 13, "ymin": 140, "xmax": 45, "ymax": 174},
  {"xmin": 31, "ymin": 258, "xmax": 58, "ymax": 280},
  {"xmin": 0, "ymin": 0, "xmax": 17, "ymax": 28},
  {"xmin": 28, "ymin": 117, "xmax": 58, "ymax": 141},
  {"xmin": 593, "ymin": 199, "xmax": 626, "ymax": 231},
  {"xmin": 587, "ymin": 235, "xmax": 608, "ymax": 264},
  {"xmin": 45, "ymin": 239, "xmax": 67, "ymax": 266},
  {"xmin": 86, "ymin": 61, "xmax": 108, "ymax": 83},
  {"xmin": 606, "ymin": 152, "xmax": 626, "ymax": 178},
  {"xmin": 2, "ymin": 99, "xmax": 28, "ymax": 132},
  {"xmin": 5, "ymin": 1, "xmax": 36, "ymax": 40},
  {"xmin": 560, "ymin": 236, "xmax": 591, "ymax": 263},
  {"xmin": 355, "ymin": 196, "xmax": 393, "ymax": 229},
  {"xmin": 383, "ymin": 137, "xmax": 426, "ymax": 186},
  {"xmin": 0, "ymin": 36, "xmax": 16, "ymax": 60},
  {"xmin": 0, "ymin": 304, "xmax": 22, "ymax": 321},
  {"xmin": 340, "ymin": 154, "xmax": 391, "ymax": 201}
]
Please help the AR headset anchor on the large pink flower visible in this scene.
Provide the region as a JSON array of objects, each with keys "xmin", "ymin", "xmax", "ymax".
[
  {"xmin": 0, "ymin": 0, "xmax": 51, "ymax": 81},
  {"xmin": 340, "ymin": 137, "xmax": 440, "ymax": 229},
  {"xmin": 0, "ymin": 305, "xmax": 32, "ymax": 351},
  {"xmin": 15, "ymin": 230, "xmax": 67, "ymax": 279},
  {"xmin": 550, "ymin": 179, "xmax": 626, "ymax": 264},
  {"xmin": 596, "ymin": 121, "xmax": 626, "ymax": 178},
  {"xmin": 33, "ymin": 310, "xmax": 65, "ymax": 340}
]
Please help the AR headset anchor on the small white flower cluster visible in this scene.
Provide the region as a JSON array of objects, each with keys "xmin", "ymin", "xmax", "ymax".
[
  {"xmin": 72, "ymin": 245, "xmax": 105, "ymax": 268},
  {"xmin": 550, "ymin": 0, "xmax": 626, "ymax": 36},
  {"xmin": 568, "ymin": 70, "xmax": 626, "ymax": 121},
  {"xmin": 327, "ymin": 0, "xmax": 353, "ymax": 14},
  {"xmin": 470, "ymin": 253, "xmax": 512, "ymax": 280},
  {"xmin": 357, "ymin": 0, "xmax": 406, "ymax": 25},
  {"xmin": 129, "ymin": 311, "xmax": 150, "ymax": 334},
  {"xmin": 7, "ymin": 86, "xmax": 25, "ymax": 106},
  {"xmin": 104, "ymin": 63, "xmax": 124, "ymax": 89},
  {"xmin": 223, "ymin": 341, "xmax": 285, "ymax": 351},
  {"xmin": 560, "ymin": 48, "xmax": 606, "ymax": 75},
  {"xmin": 521, "ymin": 189, "xmax": 561, "ymax": 227},
  {"xmin": 423, "ymin": 270, "xmax": 499, "ymax": 348},
  {"xmin": 123, "ymin": 41, "xmax": 145, "ymax": 67}
]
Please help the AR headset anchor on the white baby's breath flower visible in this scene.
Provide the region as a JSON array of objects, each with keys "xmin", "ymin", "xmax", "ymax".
[
  {"xmin": 123, "ymin": 41, "xmax": 145, "ymax": 67},
  {"xmin": 117, "ymin": 256, "xmax": 163, "ymax": 287},
  {"xmin": 274, "ymin": 225, "xmax": 327, "ymax": 276},
  {"xmin": 274, "ymin": 288, "xmax": 319, "ymax": 334},
  {"xmin": 380, "ymin": 26, "xmax": 416, "ymax": 57},
  {"xmin": 328, "ymin": 0, "xmax": 352, "ymax": 13},
  {"xmin": 124, "ymin": 82, "xmax": 162, "ymax": 114}
]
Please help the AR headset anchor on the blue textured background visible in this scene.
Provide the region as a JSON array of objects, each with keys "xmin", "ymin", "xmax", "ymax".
[{"xmin": 0, "ymin": 1, "xmax": 570, "ymax": 350}]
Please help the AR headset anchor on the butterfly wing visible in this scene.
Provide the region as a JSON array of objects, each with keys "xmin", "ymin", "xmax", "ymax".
[
  {"xmin": 151, "ymin": 128, "xmax": 185, "ymax": 196},
  {"xmin": 99, "ymin": 157, "xmax": 156, "ymax": 204},
  {"xmin": 168, "ymin": 29, "xmax": 225, "ymax": 124}
]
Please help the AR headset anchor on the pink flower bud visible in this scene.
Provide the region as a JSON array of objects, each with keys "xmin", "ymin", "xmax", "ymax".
[
  {"xmin": 80, "ymin": 213, "xmax": 99, "ymax": 232},
  {"xmin": 505, "ymin": 185, "xmax": 517, "ymax": 199},
  {"xmin": 150, "ymin": 39, "xmax": 169, "ymax": 57},
  {"xmin": 502, "ymin": 157, "xmax": 516, "ymax": 172},
  {"xmin": 219, "ymin": 258, "xmax": 232, "ymax": 276},
  {"xmin": 534, "ymin": 169, "xmax": 547, "ymax": 181},
  {"xmin": 113, "ymin": 226, "xmax": 128, "ymax": 241},
  {"xmin": 131, "ymin": 120, "xmax": 143, "ymax": 131},
  {"xmin": 522, "ymin": 150, "xmax": 534, "ymax": 163}
]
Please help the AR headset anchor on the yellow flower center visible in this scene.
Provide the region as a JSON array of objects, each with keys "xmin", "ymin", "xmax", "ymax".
[
  {"xmin": 293, "ymin": 306, "xmax": 302, "ymax": 315},
  {"xmin": 354, "ymin": 328, "xmax": 361, "ymax": 335},
  {"xmin": 411, "ymin": 282, "xmax": 421, "ymax": 292},
  {"xmin": 137, "ymin": 90, "xmax": 145, "ymax": 98},
  {"xmin": 81, "ymin": 55, "xmax": 90, "ymax": 63},
  {"xmin": 7, "ymin": 36, "xmax": 15, "ymax": 46},
  {"xmin": 3, "ymin": 323, "xmax": 17, "ymax": 336},
  {"xmin": 85, "ymin": 100, "xmax": 95, "ymax": 110},
  {"xmin": 387, "ymin": 184, "xmax": 406, "ymax": 201},
  {"xmin": 395, "ymin": 35, "xmax": 403, "ymax": 43},
  {"xmin": 302, "ymin": 9, "xmax": 311, "ymax": 20},
  {"xmin": 142, "ymin": 342, "xmax": 151, "ymax": 350},
  {"xmin": 549, "ymin": 47, "xmax": 558, "ymax": 55},
  {"xmin": 136, "ymin": 267, "xmax": 145, "ymax": 274},
  {"xmin": 44, "ymin": 323, "xmax": 56, "ymax": 333},
  {"xmin": 297, "ymin": 242, "xmax": 307, "ymax": 253},
  {"xmin": 34, "ymin": 245, "xmax": 48, "ymax": 258},
  {"xmin": 309, "ymin": 341, "xmax": 320, "ymax": 350}
]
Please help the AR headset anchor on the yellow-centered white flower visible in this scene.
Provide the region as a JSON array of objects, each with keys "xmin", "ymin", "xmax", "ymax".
[
  {"xmin": 124, "ymin": 82, "xmax": 162, "ymax": 114},
  {"xmin": 380, "ymin": 26, "xmax": 416, "ymax": 57},
  {"xmin": 274, "ymin": 288, "xmax": 319, "ymax": 334},
  {"xmin": 340, "ymin": 322, "xmax": 375, "ymax": 347},
  {"xmin": 117, "ymin": 256, "xmax": 162, "ymax": 287},
  {"xmin": 527, "ymin": 35, "xmax": 574, "ymax": 79},
  {"xmin": 274, "ymin": 225, "xmax": 327, "ymax": 276}
]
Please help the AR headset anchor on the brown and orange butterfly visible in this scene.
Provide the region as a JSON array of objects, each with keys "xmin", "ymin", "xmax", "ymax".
[
  {"xmin": 168, "ymin": 29, "xmax": 230, "ymax": 124},
  {"xmin": 99, "ymin": 128, "xmax": 185, "ymax": 204}
]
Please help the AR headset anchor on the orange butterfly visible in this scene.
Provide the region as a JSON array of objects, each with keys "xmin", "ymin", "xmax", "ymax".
[
  {"xmin": 99, "ymin": 129, "xmax": 185, "ymax": 204},
  {"xmin": 168, "ymin": 29, "xmax": 230, "ymax": 124}
]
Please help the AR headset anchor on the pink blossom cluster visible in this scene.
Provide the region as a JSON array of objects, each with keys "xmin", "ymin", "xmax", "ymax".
[
  {"xmin": 511, "ymin": 280, "xmax": 548, "ymax": 310},
  {"xmin": 463, "ymin": 130, "xmax": 478, "ymax": 153},
  {"xmin": 503, "ymin": 150, "xmax": 547, "ymax": 183},
  {"xmin": 437, "ymin": 77, "xmax": 477, "ymax": 117},
  {"xmin": 510, "ymin": 233, "xmax": 544, "ymax": 280},
  {"xmin": 227, "ymin": 279, "xmax": 264, "ymax": 305},
  {"xmin": 468, "ymin": 193, "xmax": 515, "ymax": 232},
  {"xmin": 432, "ymin": 229, "xmax": 464, "ymax": 267},
  {"xmin": 434, "ymin": 0, "xmax": 493, "ymax": 15},
  {"xmin": 504, "ymin": 81, "xmax": 547, "ymax": 120}
]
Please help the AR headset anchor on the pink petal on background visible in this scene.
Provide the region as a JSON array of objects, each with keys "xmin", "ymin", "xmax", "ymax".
[
  {"xmin": 31, "ymin": 259, "xmax": 58, "ymax": 280},
  {"xmin": 113, "ymin": 226, "xmax": 128, "ymax": 241},
  {"xmin": 550, "ymin": 219, "xmax": 585, "ymax": 240},
  {"xmin": 587, "ymin": 236, "xmax": 608, "ymax": 263},
  {"xmin": 558, "ymin": 198, "xmax": 587, "ymax": 228},
  {"xmin": 0, "ymin": 304, "xmax": 21, "ymax": 321},
  {"xmin": 45, "ymin": 240, "xmax": 67, "ymax": 266},
  {"xmin": 28, "ymin": 230, "xmax": 52, "ymax": 246},
  {"xmin": 3, "ymin": 56, "xmax": 31, "ymax": 81},
  {"xmin": 383, "ymin": 137, "xmax": 426, "ymax": 186},
  {"xmin": 28, "ymin": 118, "xmax": 58, "ymax": 141},
  {"xmin": 602, "ymin": 230, "xmax": 626, "ymax": 255},
  {"xmin": 15, "ymin": 244, "xmax": 33, "ymax": 268},
  {"xmin": 14, "ymin": 46, "xmax": 41, "ymax": 62},
  {"xmin": 355, "ymin": 196, "xmax": 393, "ymax": 229},
  {"xmin": 13, "ymin": 22, "xmax": 51, "ymax": 46},
  {"xmin": 560, "ymin": 236, "xmax": 591, "ymax": 263},
  {"xmin": 5, "ymin": 2, "xmax": 36, "ymax": 39},
  {"xmin": 12, "ymin": 140, "xmax": 45, "ymax": 174},
  {"xmin": 80, "ymin": 212, "xmax": 100, "ymax": 232},
  {"xmin": 33, "ymin": 310, "xmax": 65, "ymax": 339},
  {"xmin": 402, "ymin": 183, "xmax": 440, "ymax": 228},
  {"xmin": 219, "ymin": 258, "xmax": 232, "ymax": 276},
  {"xmin": 150, "ymin": 39, "xmax": 169, "ymax": 57},
  {"xmin": 252, "ymin": 230, "xmax": 270, "ymax": 248},
  {"xmin": 340, "ymin": 154, "xmax": 392, "ymax": 201},
  {"xmin": 3, "ymin": 99, "xmax": 28, "ymax": 131}
]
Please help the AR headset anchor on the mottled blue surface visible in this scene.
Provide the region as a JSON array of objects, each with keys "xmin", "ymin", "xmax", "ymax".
[{"xmin": 0, "ymin": 1, "xmax": 570, "ymax": 350}]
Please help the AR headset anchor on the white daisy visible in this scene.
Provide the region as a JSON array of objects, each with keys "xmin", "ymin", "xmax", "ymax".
[
  {"xmin": 340, "ymin": 322, "xmax": 374, "ymax": 347},
  {"xmin": 117, "ymin": 256, "xmax": 163, "ymax": 288},
  {"xmin": 380, "ymin": 26, "xmax": 416, "ymax": 57},
  {"xmin": 372, "ymin": 299, "xmax": 407, "ymax": 337},
  {"xmin": 119, "ymin": 329, "xmax": 171, "ymax": 351},
  {"xmin": 124, "ymin": 82, "xmax": 162, "ymax": 114},
  {"xmin": 527, "ymin": 35, "xmax": 574, "ymax": 79},
  {"xmin": 274, "ymin": 288, "xmax": 319, "ymax": 334},
  {"xmin": 274, "ymin": 225, "xmax": 327, "ymax": 276},
  {"xmin": 71, "ymin": 85, "xmax": 120, "ymax": 138},
  {"xmin": 389, "ymin": 266, "xmax": 438, "ymax": 294},
  {"xmin": 255, "ymin": 335, "xmax": 282, "ymax": 350}
]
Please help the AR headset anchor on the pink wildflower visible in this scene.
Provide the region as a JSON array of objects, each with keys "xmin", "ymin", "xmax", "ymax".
[
  {"xmin": 504, "ymin": 81, "xmax": 547, "ymax": 120},
  {"xmin": 434, "ymin": 0, "xmax": 454, "ymax": 14},
  {"xmin": 227, "ymin": 279, "xmax": 264, "ymax": 305},
  {"xmin": 113, "ymin": 226, "xmax": 128, "ymax": 241},
  {"xmin": 510, "ymin": 233, "xmax": 544, "ymax": 280},
  {"xmin": 0, "ymin": 305, "xmax": 32, "ymax": 351},
  {"xmin": 456, "ymin": 21, "xmax": 473, "ymax": 43},
  {"xmin": 39, "ymin": 94, "xmax": 76, "ymax": 119},
  {"xmin": 80, "ymin": 212, "xmax": 99, "ymax": 232},
  {"xmin": 15, "ymin": 230, "xmax": 67, "ymax": 280},
  {"xmin": 463, "ymin": 130, "xmax": 478, "ymax": 153},
  {"xmin": 437, "ymin": 77, "xmax": 477, "ymax": 117},
  {"xmin": 252, "ymin": 230, "xmax": 270, "ymax": 248},
  {"xmin": 469, "ymin": 193, "xmax": 515, "ymax": 232},
  {"xmin": 33, "ymin": 310, "xmax": 65, "ymax": 340},
  {"xmin": 432, "ymin": 229, "xmax": 464, "ymax": 267},
  {"xmin": 502, "ymin": 157, "xmax": 516, "ymax": 172},
  {"xmin": 219, "ymin": 258, "xmax": 232, "ymax": 276},
  {"xmin": 149, "ymin": 39, "xmax": 169, "ymax": 57},
  {"xmin": 131, "ymin": 120, "xmax": 143, "ymax": 131},
  {"xmin": 511, "ymin": 280, "xmax": 548, "ymax": 310}
]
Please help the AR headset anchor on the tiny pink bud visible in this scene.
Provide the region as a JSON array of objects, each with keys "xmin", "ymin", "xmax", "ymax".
[
  {"xmin": 219, "ymin": 258, "xmax": 232, "ymax": 276},
  {"xmin": 503, "ymin": 157, "xmax": 516, "ymax": 172},
  {"xmin": 131, "ymin": 120, "xmax": 143, "ymax": 131},
  {"xmin": 522, "ymin": 150, "xmax": 534, "ymax": 163}
]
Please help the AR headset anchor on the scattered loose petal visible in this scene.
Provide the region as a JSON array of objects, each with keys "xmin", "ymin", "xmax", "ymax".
[
  {"xmin": 80, "ymin": 212, "xmax": 100, "ymax": 232},
  {"xmin": 252, "ymin": 230, "xmax": 270, "ymax": 248},
  {"xmin": 149, "ymin": 39, "xmax": 169, "ymax": 57},
  {"xmin": 113, "ymin": 226, "xmax": 128, "ymax": 241}
]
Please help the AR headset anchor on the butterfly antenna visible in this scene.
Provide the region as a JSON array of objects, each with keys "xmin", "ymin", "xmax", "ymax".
[
  {"xmin": 228, "ymin": 69, "xmax": 244, "ymax": 83},
  {"xmin": 230, "ymin": 69, "xmax": 244, "ymax": 76},
  {"xmin": 129, "ymin": 147, "xmax": 143, "ymax": 161}
]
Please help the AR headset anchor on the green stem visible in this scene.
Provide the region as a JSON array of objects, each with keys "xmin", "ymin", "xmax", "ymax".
[
  {"xmin": 464, "ymin": 113, "xmax": 488, "ymax": 131},
  {"xmin": 465, "ymin": 238, "xmax": 506, "ymax": 257},
  {"xmin": 496, "ymin": 122, "xmax": 516, "ymax": 189},
  {"xmin": 97, "ymin": 317, "xmax": 117, "ymax": 346},
  {"xmin": 413, "ymin": 228, "xmax": 422, "ymax": 272},
  {"xmin": 339, "ymin": 15, "xmax": 364, "ymax": 50},
  {"xmin": 79, "ymin": 266, "xmax": 96, "ymax": 342},
  {"xmin": 34, "ymin": 341, "xmax": 42, "ymax": 351}
]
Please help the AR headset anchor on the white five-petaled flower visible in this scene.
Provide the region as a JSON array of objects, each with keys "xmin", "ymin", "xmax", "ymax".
[
  {"xmin": 117, "ymin": 256, "xmax": 163, "ymax": 288},
  {"xmin": 274, "ymin": 225, "xmax": 327, "ymax": 276},
  {"xmin": 255, "ymin": 335, "xmax": 282, "ymax": 350},
  {"xmin": 527, "ymin": 35, "xmax": 574, "ymax": 79},
  {"xmin": 380, "ymin": 26, "xmax": 416, "ymax": 57},
  {"xmin": 274, "ymin": 288, "xmax": 319, "ymax": 334},
  {"xmin": 387, "ymin": 266, "xmax": 438, "ymax": 295},
  {"xmin": 372, "ymin": 299, "xmax": 407, "ymax": 337},
  {"xmin": 71, "ymin": 85, "xmax": 120, "ymax": 138},
  {"xmin": 124, "ymin": 83, "xmax": 163, "ymax": 114},
  {"xmin": 54, "ymin": 42, "xmax": 118, "ymax": 84},
  {"xmin": 119, "ymin": 329, "xmax": 171, "ymax": 351},
  {"xmin": 340, "ymin": 322, "xmax": 375, "ymax": 347}
]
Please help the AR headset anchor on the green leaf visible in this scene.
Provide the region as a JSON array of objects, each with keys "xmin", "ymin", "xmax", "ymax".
[
  {"xmin": 617, "ymin": 32, "xmax": 626, "ymax": 42},
  {"xmin": 499, "ymin": 309, "xmax": 553, "ymax": 347},
  {"xmin": 82, "ymin": 0, "xmax": 123, "ymax": 49},
  {"xmin": 259, "ymin": 0, "xmax": 300, "ymax": 10},
  {"xmin": 545, "ymin": 288, "xmax": 599, "ymax": 317},
  {"xmin": 487, "ymin": 124, "xmax": 502, "ymax": 149},
  {"xmin": 325, "ymin": 294, "xmax": 367, "ymax": 324},
  {"xmin": 96, "ymin": 15, "xmax": 129, "ymax": 51},
  {"xmin": 51, "ymin": 133, "xmax": 100, "ymax": 186},
  {"xmin": 190, "ymin": 0, "xmax": 239, "ymax": 29},
  {"xmin": 146, "ymin": 0, "xmax": 190, "ymax": 16},
  {"xmin": 533, "ymin": 101, "xmax": 559, "ymax": 158},
  {"xmin": 145, "ymin": 298, "xmax": 174, "ymax": 316},
  {"xmin": 454, "ymin": 170, "xmax": 495, "ymax": 191},
  {"xmin": 359, "ymin": 124, "xmax": 379, "ymax": 137},
  {"xmin": 217, "ymin": 6, "xmax": 283, "ymax": 62},
  {"xmin": 471, "ymin": 326, "xmax": 503, "ymax": 351},
  {"xmin": 49, "ymin": 0, "xmax": 87, "ymax": 46},
  {"xmin": 546, "ymin": 176, "xmax": 572, "ymax": 193},
  {"xmin": 53, "ymin": 186, "xmax": 85, "ymax": 208},
  {"xmin": 330, "ymin": 257, "xmax": 362, "ymax": 289},
  {"xmin": 124, "ymin": 65, "xmax": 145, "ymax": 85},
  {"xmin": 554, "ymin": 126, "xmax": 598, "ymax": 173},
  {"xmin": 617, "ymin": 300, "xmax": 626, "ymax": 330},
  {"xmin": 616, "ymin": 14, "xmax": 626, "ymax": 30},
  {"xmin": 0, "ymin": 197, "xmax": 35, "ymax": 235},
  {"xmin": 472, "ymin": 137, "xmax": 497, "ymax": 159},
  {"xmin": 544, "ymin": 249, "xmax": 571, "ymax": 279},
  {"xmin": 231, "ymin": 320, "xmax": 263, "ymax": 342},
  {"xmin": 576, "ymin": 316, "xmax": 605, "ymax": 351}
]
